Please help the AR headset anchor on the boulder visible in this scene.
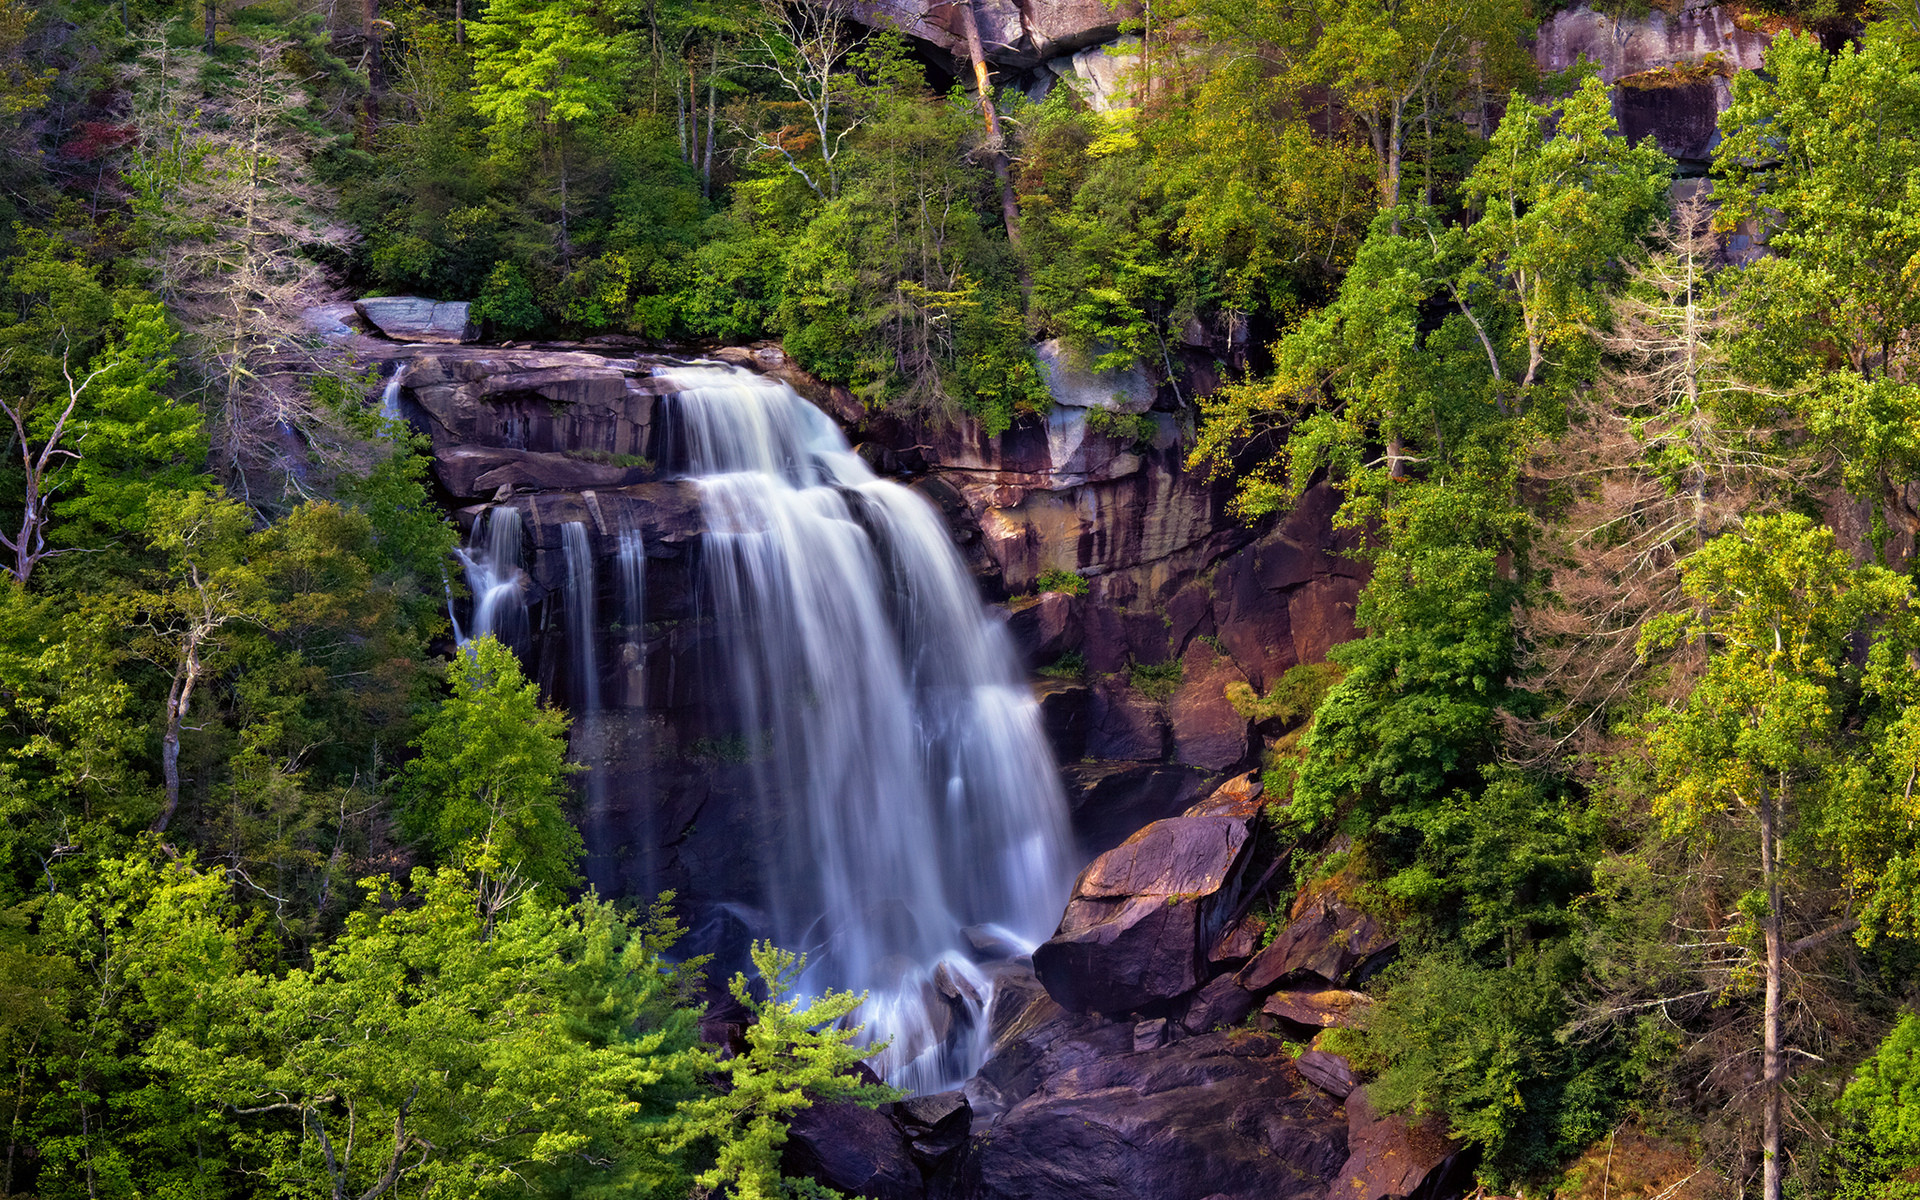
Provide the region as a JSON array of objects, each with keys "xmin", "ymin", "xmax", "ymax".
[
  {"xmin": 433, "ymin": 445, "xmax": 651, "ymax": 501},
  {"xmin": 1085, "ymin": 681, "xmax": 1167, "ymax": 762},
  {"xmin": 782, "ymin": 1100, "xmax": 925, "ymax": 1200},
  {"xmin": 354, "ymin": 296, "xmax": 477, "ymax": 343},
  {"xmin": 1167, "ymin": 643, "xmax": 1251, "ymax": 772},
  {"xmin": 893, "ymin": 1090, "xmax": 972, "ymax": 1174},
  {"xmin": 1262, "ymin": 988, "xmax": 1371, "ymax": 1030},
  {"xmin": 1178, "ymin": 972, "xmax": 1257, "ymax": 1035},
  {"xmin": 1184, "ymin": 772, "xmax": 1264, "ymax": 820},
  {"xmin": 403, "ymin": 351, "xmax": 656, "ymax": 460},
  {"xmin": 1006, "ymin": 591, "xmax": 1082, "ymax": 665},
  {"xmin": 1294, "ymin": 1049, "xmax": 1356, "ymax": 1099},
  {"xmin": 1238, "ymin": 894, "xmax": 1396, "ymax": 994},
  {"xmin": 1206, "ymin": 914, "xmax": 1266, "ymax": 967},
  {"xmin": 1034, "ymin": 338, "xmax": 1155, "ymax": 414},
  {"xmin": 1033, "ymin": 815, "xmax": 1256, "ymax": 1013},
  {"xmin": 967, "ymin": 1031, "xmax": 1350, "ymax": 1200},
  {"xmin": 1059, "ymin": 761, "xmax": 1206, "ymax": 859},
  {"xmin": 1329, "ymin": 1087, "xmax": 1466, "ymax": 1200}
]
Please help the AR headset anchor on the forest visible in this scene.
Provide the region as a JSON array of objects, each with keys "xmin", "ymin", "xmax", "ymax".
[{"xmin": 2, "ymin": 0, "xmax": 1920, "ymax": 1193}]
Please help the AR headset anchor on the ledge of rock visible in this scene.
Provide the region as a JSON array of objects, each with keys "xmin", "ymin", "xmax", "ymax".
[
  {"xmin": 1237, "ymin": 892, "xmax": 1397, "ymax": 994},
  {"xmin": 1033, "ymin": 814, "xmax": 1256, "ymax": 1013},
  {"xmin": 354, "ymin": 296, "xmax": 477, "ymax": 344},
  {"xmin": 434, "ymin": 445, "xmax": 652, "ymax": 501},
  {"xmin": 1330, "ymin": 1087, "xmax": 1467, "ymax": 1200},
  {"xmin": 1035, "ymin": 338, "xmax": 1156, "ymax": 414},
  {"xmin": 965, "ymin": 1031, "xmax": 1349, "ymax": 1200}
]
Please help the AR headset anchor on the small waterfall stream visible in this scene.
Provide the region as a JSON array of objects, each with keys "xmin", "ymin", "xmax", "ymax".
[
  {"xmin": 456, "ymin": 507, "xmax": 529, "ymax": 653},
  {"xmin": 666, "ymin": 364, "xmax": 1073, "ymax": 1092}
]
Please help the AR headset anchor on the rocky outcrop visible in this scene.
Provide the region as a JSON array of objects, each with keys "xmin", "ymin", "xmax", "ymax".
[
  {"xmin": 1033, "ymin": 814, "xmax": 1257, "ymax": 1013},
  {"xmin": 965, "ymin": 1031, "xmax": 1349, "ymax": 1200},
  {"xmin": 1238, "ymin": 892, "xmax": 1398, "ymax": 993},
  {"xmin": 849, "ymin": 0, "xmax": 1137, "ymax": 69},
  {"xmin": 354, "ymin": 296, "xmax": 477, "ymax": 343},
  {"xmin": 1330, "ymin": 1088, "xmax": 1467, "ymax": 1200}
]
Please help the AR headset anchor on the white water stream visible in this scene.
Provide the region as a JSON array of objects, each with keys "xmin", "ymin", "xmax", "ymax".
[{"xmin": 665, "ymin": 364, "xmax": 1073, "ymax": 1092}]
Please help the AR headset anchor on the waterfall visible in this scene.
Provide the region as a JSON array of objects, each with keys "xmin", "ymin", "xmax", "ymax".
[
  {"xmin": 380, "ymin": 362, "xmax": 408, "ymax": 425},
  {"xmin": 561, "ymin": 521, "xmax": 601, "ymax": 714},
  {"xmin": 617, "ymin": 527, "xmax": 646, "ymax": 704},
  {"xmin": 664, "ymin": 364, "xmax": 1074, "ymax": 1093},
  {"xmin": 456, "ymin": 506, "xmax": 529, "ymax": 655}
]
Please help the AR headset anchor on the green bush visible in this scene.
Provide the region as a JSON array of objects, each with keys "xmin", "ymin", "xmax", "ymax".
[
  {"xmin": 1127, "ymin": 658, "xmax": 1184, "ymax": 699},
  {"xmin": 1034, "ymin": 568, "xmax": 1088, "ymax": 596}
]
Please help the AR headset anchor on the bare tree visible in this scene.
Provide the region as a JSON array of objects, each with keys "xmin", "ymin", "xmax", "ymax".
[
  {"xmin": 0, "ymin": 348, "xmax": 91, "ymax": 584},
  {"xmin": 126, "ymin": 31, "xmax": 353, "ymax": 495},
  {"xmin": 1511, "ymin": 196, "xmax": 1812, "ymax": 764},
  {"xmin": 735, "ymin": 0, "xmax": 863, "ymax": 198}
]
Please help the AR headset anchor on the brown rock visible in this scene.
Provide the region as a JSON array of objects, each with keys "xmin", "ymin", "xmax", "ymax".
[
  {"xmin": 968, "ymin": 1031, "xmax": 1349, "ymax": 1200},
  {"xmin": 1329, "ymin": 1087, "xmax": 1465, "ymax": 1200},
  {"xmin": 1167, "ymin": 643, "xmax": 1251, "ymax": 772},
  {"xmin": 1184, "ymin": 771, "xmax": 1263, "ymax": 819},
  {"xmin": 1294, "ymin": 1049, "xmax": 1356, "ymax": 1099},
  {"xmin": 1086, "ymin": 679, "xmax": 1167, "ymax": 761},
  {"xmin": 1262, "ymin": 988, "xmax": 1372, "ymax": 1029},
  {"xmin": 1178, "ymin": 972, "xmax": 1257, "ymax": 1034},
  {"xmin": 434, "ymin": 445, "xmax": 650, "ymax": 500},
  {"xmin": 1206, "ymin": 915, "xmax": 1265, "ymax": 966},
  {"xmin": 782, "ymin": 1100, "xmax": 924, "ymax": 1200},
  {"xmin": 1033, "ymin": 815, "xmax": 1255, "ymax": 1013},
  {"xmin": 1033, "ymin": 677, "xmax": 1090, "ymax": 762},
  {"xmin": 1287, "ymin": 574, "xmax": 1363, "ymax": 666},
  {"xmin": 1059, "ymin": 761, "xmax": 1206, "ymax": 859},
  {"xmin": 1238, "ymin": 895, "xmax": 1396, "ymax": 993}
]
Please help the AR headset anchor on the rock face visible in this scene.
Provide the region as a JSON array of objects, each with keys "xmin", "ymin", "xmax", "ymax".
[
  {"xmin": 1534, "ymin": 4, "xmax": 1778, "ymax": 170},
  {"xmin": 1034, "ymin": 338, "xmax": 1155, "ymax": 414},
  {"xmin": 966, "ymin": 1032, "xmax": 1349, "ymax": 1200},
  {"xmin": 1033, "ymin": 815, "xmax": 1256, "ymax": 1013},
  {"xmin": 850, "ymin": 0, "xmax": 1137, "ymax": 69},
  {"xmin": 354, "ymin": 296, "xmax": 478, "ymax": 343}
]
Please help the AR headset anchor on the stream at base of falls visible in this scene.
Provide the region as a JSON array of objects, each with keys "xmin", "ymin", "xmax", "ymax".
[{"xmin": 455, "ymin": 361, "xmax": 1074, "ymax": 1095}]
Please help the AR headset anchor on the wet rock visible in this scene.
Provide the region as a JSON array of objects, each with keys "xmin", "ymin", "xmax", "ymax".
[
  {"xmin": 1178, "ymin": 972, "xmax": 1257, "ymax": 1035},
  {"xmin": 960, "ymin": 925, "xmax": 1030, "ymax": 963},
  {"xmin": 1262, "ymin": 988, "xmax": 1372, "ymax": 1030},
  {"xmin": 1238, "ymin": 894, "xmax": 1397, "ymax": 993},
  {"xmin": 1132, "ymin": 1017, "xmax": 1168, "ymax": 1052},
  {"xmin": 894, "ymin": 1090, "xmax": 972, "ymax": 1174},
  {"xmin": 967, "ymin": 1032, "xmax": 1349, "ymax": 1200},
  {"xmin": 1034, "ymin": 338, "xmax": 1155, "ymax": 414},
  {"xmin": 1033, "ymin": 815, "xmax": 1255, "ymax": 1013},
  {"xmin": 1294, "ymin": 1050, "xmax": 1356, "ymax": 1099},
  {"xmin": 783, "ymin": 1100, "xmax": 925, "ymax": 1200},
  {"xmin": 1032, "ymin": 679, "xmax": 1090, "ymax": 762},
  {"xmin": 1330, "ymin": 1087, "xmax": 1467, "ymax": 1200},
  {"xmin": 1167, "ymin": 642, "xmax": 1251, "ymax": 772},
  {"xmin": 403, "ymin": 350, "xmax": 656, "ymax": 460},
  {"xmin": 1085, "ymin": 680, "xmax": 1167, "ymax": 762},
  {"xmin": 355, "ymin": 296, "xmax": 477, "ymax": 343},
  {"xmin": 1059, "ymin": 761, "xmax": 1206, "ymax": 859},
  {"xmin": 433, "ymin": 445, "xmax": 650, "ymax": 500}
]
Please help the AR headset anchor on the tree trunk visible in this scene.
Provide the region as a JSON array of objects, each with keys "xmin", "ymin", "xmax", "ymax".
[
  {"xmin": 454, "ymin": 0, "xmax": 463, "ymax": 44},
  {"xmin": 954, "ymin": 0, "xmax": 1021, "ymax": 246},
  {"xmin": 703, "ymin": 42, "xmax": 717, "ymax": 198},
  {"xmin": 361, "ymin": 0, "xmax": 382, "ymax": 149},
  {"xmin": 203, "ymin": 0, "xmax": 215, "ymax": 49},
  {"xmin": 688, "ymin": 57, "xmax": 699, "ymax": 172},
  {"xmin": 1760, "ymin": 775, "xmax": 1785, "ymax": 1200},
  {"xmin": 153, "ymin": 633, "xmax": 204, "ymax": 834}
]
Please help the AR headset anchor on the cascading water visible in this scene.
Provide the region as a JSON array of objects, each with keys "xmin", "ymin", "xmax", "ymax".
[
  {"xmin": 379, "ymin": 362, "xmax": 408, "ymax": 425},
  {"xmin": 562, "ymin": 521, "xmax": 611, "ymax": 888},
  {"xmin": 616, "ymin": 527, "xmax": 647, "ymax": 702},
  {"xmin": 456, "ymin": 506, "xmax": 529, "ymax": 654},
  {"xmin": 663, "ymin": 364, "xmax": 1074, "ymax": 1093}
]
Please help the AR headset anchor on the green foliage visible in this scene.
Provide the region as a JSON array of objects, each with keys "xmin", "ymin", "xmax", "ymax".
[
  {"xmin": 1226, "ymin": 661, "xmax": 1341, "ymax": 724},
  {"xmin": 1126, "ymin": 657, "xmax": 1184, "ymax": 699},
  {"xmin": 1033, "ymin": 567, "xmax": 1087, "ymax": 596},
  {"xmin": 401, "ymin": 636, "xmax": 583, "ymax": 896},
  {"xmin": 1036, "ymin": 650, "xmax": 1085, "ymax": 679},
  {"xmin": 474, "ymin": 261, "xmax": 547, "ymax": 335},
  {"xmin": 1832, "ymin": 1014, "xmax": 1920, "ymax": 1199},
  {"xmin": 673, "ymin": 941, "xmax": 896, "ymax": 1200}
]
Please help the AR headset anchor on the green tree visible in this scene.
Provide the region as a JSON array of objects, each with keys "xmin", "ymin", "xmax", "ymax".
[
  {"xmin": 672, "ymin": 940, "xmax": 894, "ymax": 1200},
  {"xmin": 401, "ymin": 636, "xmax": 582, "ymax": 917},
  {"xmin": 1638, "ymin": 514, "xmax": 1914, "ymax": 1200},
  {"xmin": 470, "ymin": 0, "xmax": 629, "ymax": 265},
  {"xmin": 142, "ymin": 862, "xmax": 705, "ymax": 1200},
  {"xmin": 1715, "ymin": 28, "xmax": 1920, "ymax": 558}
]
